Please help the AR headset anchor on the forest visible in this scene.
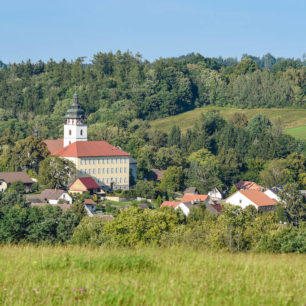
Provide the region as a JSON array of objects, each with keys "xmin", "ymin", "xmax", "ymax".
[{"xmin": 0, "ymin": 51, "xmax": 305, "ymax": 140}]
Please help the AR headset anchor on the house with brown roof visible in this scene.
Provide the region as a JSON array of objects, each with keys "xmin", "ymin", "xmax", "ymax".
[
  {"xmin": 235, "ymin": 181, "xmax": 262, "ymax": 191},
  {"xmin": 175, "ymin": 202, "xmax": 221, "ymax": 217},
  {"xmin": 40, "ymin": 189, "xmax": 72, "ymax": 204},
  {"xmin": 225, "ymin": 190, "xmax": 278, "ymax": 212},
  {"xmin": 69, "ymin": 177, "xmax": 101, "ymax": 195},
  {"xmin": 184, "ymin": 187, "xmax": 198, "ymax": 195},
  {"xmin": 43, "ymin": 93, "xmax": 137, "ymax": 191},
  {"xmin": 84, "ymin": 198, "xmax": 97, "ymax": 213},
  {"xmin": 0, "ymin": 172, "xmax": 34, "ymax": 193},
  {"xmin": 145, "ymin": 169, "xmax": 165, "ymax": 181}
]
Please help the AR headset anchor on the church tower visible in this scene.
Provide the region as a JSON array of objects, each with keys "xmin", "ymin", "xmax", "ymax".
[{"xmin": 64, "ymin": 93, "xmax": 87, "ymax": 147}]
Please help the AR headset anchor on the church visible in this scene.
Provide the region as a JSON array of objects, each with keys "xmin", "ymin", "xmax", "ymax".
[{"xmin": 44, "ymin": 93, "xmax": 137, "ymax": 190}]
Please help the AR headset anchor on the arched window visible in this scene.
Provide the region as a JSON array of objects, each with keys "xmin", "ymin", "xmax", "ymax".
[
  {"xmin": 80, "ymin": 129, "xmax": 83, "ymax": 136},
  {"xmin": 69, "ymin": 130, "xmax": 72, "ymax": 135}
]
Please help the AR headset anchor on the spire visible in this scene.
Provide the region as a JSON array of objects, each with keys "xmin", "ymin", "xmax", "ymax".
[
  {"xmin": 64, "ymin": 93, "xmax": 86, "ymax": 120},
  {"xmin": 73, "ymin": 93, "xmax": 79, "ymax": 106}
]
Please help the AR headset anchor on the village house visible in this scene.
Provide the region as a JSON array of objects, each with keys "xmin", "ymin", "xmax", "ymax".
[
  {"xmin": 84, "ymin": 199, "xmax": 97, "ymax": 213},
  {"xmin": 0, "ymin": 172, "xmax": 34, "ymax": 193},
  {"xmin": 184, "ymin": 187, "xmax": 198, "ymax": 195},
  {"xmin": 44, "ymin": 93, "xmax": 137, "ymax": 190},
  {"xmin": 69, "ymin": 177, "xmax": 101, "ymax": 195},
  {"xmin": 208, "ymin": 187, "xmax": 223, "ymax": 200},
  {"xmin": 181, "ymin": 194, "xmax": 211, "ymax": 204},
  {"xmin": 161, "ymin": 201, "xmax": 181, "ymax": 208},
  {"xmin": 40, "ymin": 189, "xmax": 72, "ymax": 204},
  {"xmin": 235, "ymin": 180, "xmax": 262, "ymax": 191},
  {"xmin": 176, "ymin": 202, "xmax": 221, "ymax": 217},
  {"xmin": 225, "ymin": 190, "xmax": 278, "ymax": 212},
  {"xmin": 264, "ymin": 187, "xmax": 282, "ymax": 202}
]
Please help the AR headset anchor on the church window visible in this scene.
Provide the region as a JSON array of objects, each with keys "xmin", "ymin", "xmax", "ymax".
[
  {"xmin": 80, "ymin": 129, "xmax": 83, "ymax": 136},
  {"xmin": 69, "ymin": 130, "xmax": 72, "ymax": 136}
]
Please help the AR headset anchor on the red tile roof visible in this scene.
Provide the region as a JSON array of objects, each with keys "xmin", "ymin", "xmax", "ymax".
[
  {"xmin": 181, "ymin": 194, "xmax": 209, "ymax": 203},
  {"xmin": 77, "ymin": 177, "xmax": 100, "ymax": 190},
  {"xmin": 43, "ymin": 139, "xmax": 63, "ymax": 154},
  {"xmin": 239, "ymin": 190, "xmax": 278, "ymax": 207},
  {"xmin": 52, "ymin": 141, "xmax": 129, "ymax": 157},
  {"xmin": 161, "ymin": 201, "xmax": 181, "ymax": 208},
  {"xmin": 235, "ymin": 181, "xmax": 262, "ymax": 191}
]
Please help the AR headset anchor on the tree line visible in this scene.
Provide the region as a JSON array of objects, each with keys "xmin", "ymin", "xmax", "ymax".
[{"xmin": 0, "ymin": 51, "xmax": 305, "ymax": 140}]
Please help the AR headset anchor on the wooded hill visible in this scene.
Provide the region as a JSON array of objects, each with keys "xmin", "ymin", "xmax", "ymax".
[{"xmin": 0, "ymin": 52, "xmax": 305, "ymax": 140}]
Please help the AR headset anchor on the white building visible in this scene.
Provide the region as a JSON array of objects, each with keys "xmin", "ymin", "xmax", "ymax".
[
  {"xmin": 225, "ymin": 190, "xmax": 278, "ymax": 212},
  {"xmin": 40, "ymin": 189, "xmax": 73, "ymax": 204}
]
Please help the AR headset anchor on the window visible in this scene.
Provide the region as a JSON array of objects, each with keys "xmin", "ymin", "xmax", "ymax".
[
  {"xmin": 89, "ymin": 160, "xmax": 91, "ymax": 165},
  {"xmin": 124, "ymin": 178, "xmax": 127, "ymax": 183},
  {"xmin": 124, "ymin": 167, "xmax": 127, "ymax": 173},
  {"xmin": 80, "ymin": 129, "xmax": 83, "ymax": 136},
  {"xmin": 111, "ymin": 168, "xmax": 113, "ymax": 174},
  {"xmin": 115, "ymin": 168, "xmax": 117, "ymax": 173},
  {"xmin": 107, "ymin": 159, "xmax": 109, "ymax": 164},
  {"xmin": 98, "ymin": 168, "xmax": 100, "ymax": 174},
  {"xmin": 80, "ymin": 169, "xmax": 83, "ymax": 175},
  {"xmin": 93, "ymin": 159, "xmax": 95, "ymax": 165},
  {"xmin": 93, "ymin": 169, "xmax": 95, "ymax": 174},
  {"xmin": 111, "ymin": 159, "xmax": 113, "ymax": 164},
  {"xmin": 120, "ymin": 178, "xmax": 122, "ymax": 183},
  {"xmin": 120, "ymin": 158, "xmax": 122, "ymax": 164},
  {"xmin": 89, "ymin": 169, "xmax": 91, "ymax": 174},
  {"xmin": 102, "ymin": 168, "xmax": 105, "ymax": 174},
  {"xmin": 69, "ymin": 129, "xmax": 72, "ymax": 135},
  {"xmin": 107, "ymin": 168, "xmax": 109, "ymax": 174},
  {"xmin": 84, "ymin": 169, "xmax": 87, "ymax": 174},
  {"xmin": 239, "ymin": 199, "xmax": 242, "ymax": 204},
  {"xmin": 120, "ymin": 168, "xmax": 122, "ymax": 173},
  {"xmin": 98, "ymin": 159, "xmax": 100, "ymax": 164}
]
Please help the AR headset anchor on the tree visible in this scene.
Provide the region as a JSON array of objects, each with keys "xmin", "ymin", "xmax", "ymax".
[
  {"xmin": 168, "ymin": 125, "xmax": 181, "ymax": 147},
  {"xmin": 247, "ymin": 114, "xmax": 272, "ymax": 137},
  {"xmin": 160, "ymin": 166, "xmax": 185, "ymax": 193},
  {"xmin": 7, "ymin": 181, "xmax": 25, "ymax": 194},
  {"xmin": 231, "ymin": 113, "xmax": 248, "ymax": 128},
  {"xmin": 135, "ymin": 180, "xmax": 156, "ymax": 199},
  {"xmin": 38, "ymin": 156, "xmax": 75, "ymax": 189},
  {"xmin": 260, "ymin": 160, "xmax": 288, "ymax": 188},
  {"xmin": 279, "ymin": 183, "xmax": 306, "ymax": 226},
  {"xmin": 11, "ymin": 136, "xmax": 49, "ymax": 172}
]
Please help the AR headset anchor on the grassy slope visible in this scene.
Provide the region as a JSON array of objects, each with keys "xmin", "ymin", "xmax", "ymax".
[
  {"xmin": 0, "ymin": 246, "xmax": 305, "ymax": 305},
  {"xmin": 150, "ymin": 106, "xmax": 306, "ymax": 133},
  {"xmin": 285, "ymin": 125, "xmax": 306, "ymax": 140}
]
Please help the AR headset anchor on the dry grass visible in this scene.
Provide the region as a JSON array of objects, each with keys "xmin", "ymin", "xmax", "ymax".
[{"xmin": 0, "ymin": 245, "xmax": 305, "ymax": 305}]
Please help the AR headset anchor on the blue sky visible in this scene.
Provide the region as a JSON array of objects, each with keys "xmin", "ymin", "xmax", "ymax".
[{"xmin": 1, "ymin": 0, "xmax": 305, "ymax": 63}]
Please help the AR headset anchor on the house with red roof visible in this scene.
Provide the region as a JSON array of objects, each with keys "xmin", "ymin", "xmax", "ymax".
[
  {"xmin": 225, "ymin": 190, "xmax": 278, "ymax": 212},
  {"xmin": 43, "ymin": 93, "xmax": 137, "ymax": 191},
  {"xmin": 161, "ymin": 201, "xmax": 181, "ymax": 208},
  {"xmin": 69, "ymin": 177, "xmax": 101, "ymax": 195},
  {"xmin": 181, "ymin": 194, "xmax": 210, "ymax": 204}
]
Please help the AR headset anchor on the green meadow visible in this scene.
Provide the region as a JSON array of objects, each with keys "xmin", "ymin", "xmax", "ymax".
[
  {"xmin": 0, "ymin": 246, "xmax": 305, "ymax": 305},
  {"xmin": 285, "ymin": 125, "xmax": 306, "ymax": 140},
  {"xmin": 150, "ymin": 106, "xmax": 306, "ymax": 133}
]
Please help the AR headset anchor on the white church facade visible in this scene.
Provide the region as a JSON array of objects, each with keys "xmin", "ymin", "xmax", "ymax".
[{"xmin": 44, "ymin": 93, "xmax": 137, "ymax": 190}]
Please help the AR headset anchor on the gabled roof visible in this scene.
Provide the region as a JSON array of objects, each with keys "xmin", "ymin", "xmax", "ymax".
[
  {"xmin": 161, "ymin": 201, "xmax": 181, "ymax": 208},
  {"xmin": 0, "ymin": 172, "xmax": 33, "ymax": 184},
  {"xmin": 30, "ymin": 203, "xmax": 71, "ymax": 211},
  {"xmin": 84, "ymin": 198, "xmax": 96, "ymax": 205},
  {"xmin": 181, "ymin": 194, "xmax": 209, "ymax": 203},
  {"xmin": 52, "ymin": 141, "xmax": 130, "ymax": 157},
  {"xmin": 40, "ymin": 189, "xmax": 66, "ymax": 200},
  {"xmin": 239, "ymin": 190, "xmax": 278, "ymax": 207},
  {"xmin": 75, "ymin": 177, "xmax": 100, "ymax": 190},
  {"xmin": 235, "ymin": 181, "xmax": 262, "ymax": 191},
  {"xmin": 184, "ymin": 187, "xmax": 197, "ymax": 194},
  {"xmin": 146, "ymin": 169, "xmax": 165, "ymax": 181},
  {"xmin": 43, "ymin": 139, "xmax": 63, "ymax": 154}
]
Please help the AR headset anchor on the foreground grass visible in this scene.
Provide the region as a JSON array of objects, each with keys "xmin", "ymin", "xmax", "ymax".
[
  {"xmin": 0, "ymin": 246, "xmax": 305, "ymax": 305},
  {"xmin": 285, "ymin": 125, "xmax": 306, "ymax": 140},
  {"xmin": 150, "ymin": 106, "xmax": 306, "ymax": 133}
]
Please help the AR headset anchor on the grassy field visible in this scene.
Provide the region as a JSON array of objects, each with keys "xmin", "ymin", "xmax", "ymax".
[
  {"xmin": 150, "ymin": 106, "xmax": 306, "ymax": 133},
  {"xmin": 285, "ymin": 125, "xmax": 306, "ymax": 140},
  {"xmin": 0, "ymin": 246, "xmax": 305, "ymax": 305}
]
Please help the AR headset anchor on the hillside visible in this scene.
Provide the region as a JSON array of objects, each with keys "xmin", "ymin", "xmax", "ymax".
[{"xmin": 150, "ymin": 106, "xmax": 306, "ymax": 133}]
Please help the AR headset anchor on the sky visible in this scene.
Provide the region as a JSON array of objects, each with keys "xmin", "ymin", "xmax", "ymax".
[{"xmin": 1, "ymin": 0, "xmax": 305, "ymax": 63}]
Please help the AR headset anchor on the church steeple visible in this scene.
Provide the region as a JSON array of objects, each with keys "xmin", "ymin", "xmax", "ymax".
[{"xmin": 63, "ymin": 93, "xmax": 87, "ymax": 147}]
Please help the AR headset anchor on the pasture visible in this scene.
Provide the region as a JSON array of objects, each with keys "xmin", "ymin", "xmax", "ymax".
[{"xmin": 0, "ymin": 245, "xmax": 304, "ymax": 305}]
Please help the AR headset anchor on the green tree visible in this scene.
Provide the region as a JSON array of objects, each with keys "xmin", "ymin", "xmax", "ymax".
[
  {"xmin": 160, "ymin": 166, "xmax": 185, "ymax": 193},
  {"xmin": 38, "ymin": 156, "xmax": 75, "ymax": 189}
]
